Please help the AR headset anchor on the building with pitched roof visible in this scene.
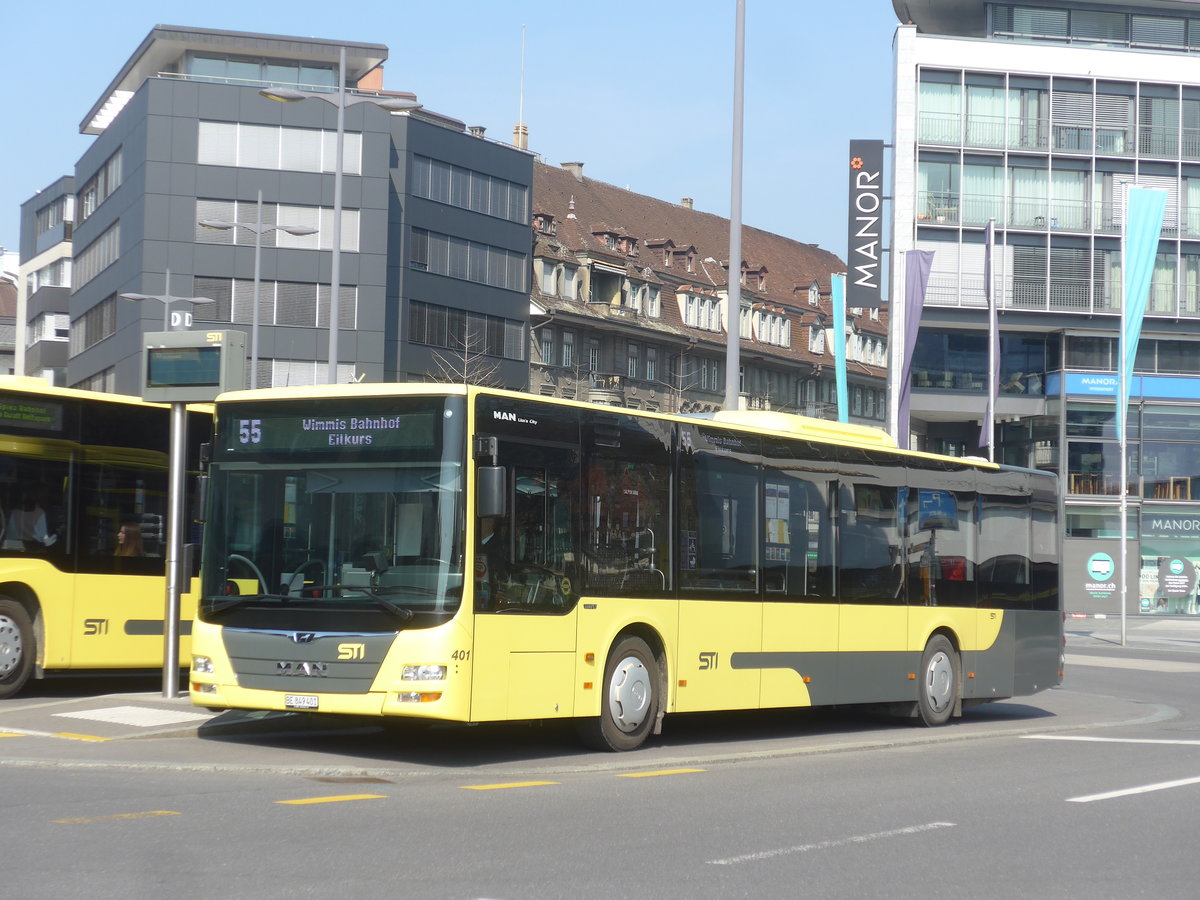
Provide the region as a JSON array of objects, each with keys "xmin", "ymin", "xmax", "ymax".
[{"xmin": 529, "ymin": 160, "xmax": 886, "ymax": 419}]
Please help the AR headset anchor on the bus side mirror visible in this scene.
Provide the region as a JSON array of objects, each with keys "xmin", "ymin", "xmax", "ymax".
[{"xmin": 477, "ymin": 466, "xmax": 507, "ymax": 518}]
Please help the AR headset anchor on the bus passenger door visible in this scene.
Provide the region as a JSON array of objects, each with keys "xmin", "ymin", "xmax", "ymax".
[
  {"xmin": 675, "ymin": 426, "xmax": 761, "ymax": 712},
  {"xmin": 471, "ymin": 443, "xmax": 580, "ymax": 722}
]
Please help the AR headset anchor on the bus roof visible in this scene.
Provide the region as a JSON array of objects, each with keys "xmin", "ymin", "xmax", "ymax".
[{"xmin": 0, "ymin": 376, "xmax": 214, "ymax": 414}]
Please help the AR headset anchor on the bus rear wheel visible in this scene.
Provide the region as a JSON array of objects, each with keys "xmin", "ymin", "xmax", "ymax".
[
  {"xmin": 0, "ymin": 597, "xmax": 35, "ymax": 700},
  {"xmin": 576, "ymin": 636, "xmax": 659, "ymax": 751},
  {"xmin": 916, "ymin": 634, "xmax": 959, "ymax": 727}
]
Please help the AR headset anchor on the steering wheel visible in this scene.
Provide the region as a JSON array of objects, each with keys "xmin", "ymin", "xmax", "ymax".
[{"xmin": 227, "ymin": 553, "xmax": 268, "ymax": 592}]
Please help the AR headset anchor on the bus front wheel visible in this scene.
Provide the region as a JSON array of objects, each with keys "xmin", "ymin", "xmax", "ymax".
[
  {"xmin": 916, "ymin": 634, "xmax": 959, "ymax": 727},
  {"xmin": 576, "ymin": 636, "xmax": 660, "ymax": 751},
  {"xmin": 0, "ymin": 597, "xmax": 35, "ymax": 700}
]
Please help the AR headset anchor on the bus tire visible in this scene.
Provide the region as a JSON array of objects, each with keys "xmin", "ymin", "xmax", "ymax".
[
  {"xmin": 576, "ymin": 636, "xmax": 659, "ymax": 751},
  {"xmin": 916, "ymin": 634, "xmax": 959, "ymax": 727},
  {"xmin": 0, "ymin": 597, "xmax": 35, "ymax": 700}
]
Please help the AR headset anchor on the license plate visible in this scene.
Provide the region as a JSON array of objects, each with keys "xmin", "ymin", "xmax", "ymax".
[{"xmin": 285, "ymin": 694, "xmax": 319, "ymax": 710}]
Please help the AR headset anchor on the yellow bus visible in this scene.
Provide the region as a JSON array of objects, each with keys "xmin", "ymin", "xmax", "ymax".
[
  {"xmin": 0, "ymin": 377, "xmax": 211, "ymax": 698},
  {"xmin": 190, "ymin": 384, "xmax": 1062, "ymax": 750}
]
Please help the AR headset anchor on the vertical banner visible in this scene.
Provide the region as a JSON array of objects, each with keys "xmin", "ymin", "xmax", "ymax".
[
  {"xmin": 846, "ymin": 140, "xmax": 885, "ymax": 309},
  {"xmin": 978, "ymin": 219, "xmax": 998, "ymax": 454},
  {"xmin": 832, "ymin": 273, "xmax": 848, "ymax": 423},
  {"xmin": 1118, "ymin": 186, "xmax": 1168, "ymax": 442},
  {"xmin": 897, "ymin": 250, "xmax": 933, "ymax": 448}
]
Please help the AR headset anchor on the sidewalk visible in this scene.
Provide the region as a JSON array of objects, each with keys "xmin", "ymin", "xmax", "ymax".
[{"xmin": 1066, "ymin": 613, "xmax": 1200, "ymax": 650}]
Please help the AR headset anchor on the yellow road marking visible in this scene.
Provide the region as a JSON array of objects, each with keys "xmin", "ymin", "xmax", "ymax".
[
  {"xmin": 276, "ymin": 794, "xmax": 388, "ymax": 805},
  {"xmin": 461, "ymin": 781, "xmax": 560, "ymax": 791},
  {"xmin": 54, "ymin": 811, "xmax": 181, "ymax": 825},
  {"xmin": 617, "ymin": 768, "xmax": 706, "ymax": 778},
  {"xmin": 52, "ymin": 732, "xmax": 111, "ymax": 742},
  {"xmin": 0, "ymin": 732, "xmax": 27, "ymax": 738}
]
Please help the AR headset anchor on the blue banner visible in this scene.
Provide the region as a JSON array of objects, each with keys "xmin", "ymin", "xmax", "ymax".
[
  {"xmin": 1119, "ymin": 187, "xmax": 1168, "ymax": 441},
  {"xmin": 832, "ymin": 273, "xmax": 848, "ymax": 423}
]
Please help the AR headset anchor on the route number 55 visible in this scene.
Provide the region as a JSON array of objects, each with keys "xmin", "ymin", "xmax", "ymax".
[{"xmin": 239, "ymin": 419, "xmax": 262, "ymax": 444}]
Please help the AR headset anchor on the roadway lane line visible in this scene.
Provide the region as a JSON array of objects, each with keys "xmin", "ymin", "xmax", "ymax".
[
  {"xmin": 617, "ymin": 768, "xmax": 706, "ymax": 778},
  {"xmin": 0, "ymin": 732, "xmax": 27, "ymax": 738},
  {"xmin": 54, "ymin": 811, "xmax": 181, "ymax": 825},
  {"xmin": 707, "ymin": 822, "xmax": 957, "ymax": 865},
  {"xmin": 1025, "ymin": 735, "xmax": 1200, "ymax": 747},
  {"xmin": 276, "ymin": 794, "xmax": 388, "ymax": 805},
  {"xmin": 461, "ymin": 781, "xmax": 560, "ymax": 791},
  {"xmin": 52, "ymin": 732, "xmax": 111, "ymax": 742},
  {"xmin": 1068, "ymin": 776, "xmax": 1200, "ymax": 803},
  {"xmin": 1065, "ymin": 654, "xmax": 1200, "ymax": 673}
]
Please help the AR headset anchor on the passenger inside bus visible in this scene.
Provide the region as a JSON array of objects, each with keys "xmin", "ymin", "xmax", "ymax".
[{"xmin": 114, "ymin": 520, "xmax": 145, "ymax": 557}]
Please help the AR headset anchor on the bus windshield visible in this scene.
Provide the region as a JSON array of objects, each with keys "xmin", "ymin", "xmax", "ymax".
[{"xmin": 200, "ymin": 396, "xmax": 465, "ymax": 628}]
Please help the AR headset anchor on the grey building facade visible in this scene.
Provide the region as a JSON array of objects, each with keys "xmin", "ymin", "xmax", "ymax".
[{"xmin": 25, "ymin": 25, "xmax": 533, "ymax": 393}]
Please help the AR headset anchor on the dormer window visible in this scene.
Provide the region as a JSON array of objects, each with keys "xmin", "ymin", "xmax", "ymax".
[
  {"xmin": 686, "ymin": 253, "xmax": 695, "ymax": 273},
  {"xmin": 605, "ymin": 234, "xmax": 616, "ymax": 250},
  {"xmin": 533, "ymin": 214, "xmax": 557, "ymax": 236},
  {"xmin": 808, "ymin": 282, "xmax": 820, "ymax": 306}
]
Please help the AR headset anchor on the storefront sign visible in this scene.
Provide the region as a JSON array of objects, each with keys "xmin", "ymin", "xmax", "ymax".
[
  {"xmin": 846, "ymin": 139, "xmax": 884, "ymax": 309},
  {"xmin": 1084, "ymin": 551, "xmax": 1116, "ymax": 600}
]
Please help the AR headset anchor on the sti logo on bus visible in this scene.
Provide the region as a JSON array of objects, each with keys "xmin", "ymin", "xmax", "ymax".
[
  {"xmin": 846, "ymin": 139, "xmax": 884, "ymax": 309},
  {"xmin": 276, "ymin": 661, "xmax": 328, "ymax": 677}
]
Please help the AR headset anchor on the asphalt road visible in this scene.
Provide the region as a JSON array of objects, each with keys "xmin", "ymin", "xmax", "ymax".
[{"xmin": 2, "ymin": 615, "xmax": 1198, "ymax": 898}]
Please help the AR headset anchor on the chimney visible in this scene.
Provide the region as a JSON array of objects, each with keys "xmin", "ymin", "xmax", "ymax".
[
  {"xmin": 562, "ymin": 161, "xmax": 584, "ymax": 181},
  {"xmin": 469, "ymin": 125, "xmax": 487, "ymax": 138},
  {"xmin": 681, "ymin": 197, "xmax": 694, "ymax": 209},
  {"xmin": 513, "ymin": 122, "xmax": 528, "ymax": 150}
]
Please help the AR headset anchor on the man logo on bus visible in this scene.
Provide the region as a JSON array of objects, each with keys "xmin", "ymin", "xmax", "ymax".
[{"xmin": 1087, "ymin": 552, "xmax": 1115, "ymax": 581}]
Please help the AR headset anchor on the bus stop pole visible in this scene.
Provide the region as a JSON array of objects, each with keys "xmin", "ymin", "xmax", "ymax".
[{"xmin": 163, "ymin": 401, "xmax": 188, "ymax": 698}]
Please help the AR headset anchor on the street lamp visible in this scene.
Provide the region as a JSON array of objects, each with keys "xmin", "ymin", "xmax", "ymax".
[
  {"xmin": 261, "ymin": 48, "xmax": 422, "ymax": 383},
  {"xmin": 120, "ymin": 268, "xmax": 215, "ymax": 330},
  {"xmin": 199, "ymin": 189, "xmax": 318, "ymax": 387}
]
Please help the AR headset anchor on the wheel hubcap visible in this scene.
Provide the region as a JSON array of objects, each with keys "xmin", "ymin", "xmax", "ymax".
[
  {"xmin": 607, "ymin": 655, "xmax": 652, "ymax": 733},
  {"xmin": 0, "ymin": 615, "xmax": 23, "ymax": 677},
  {"xmin": 925, "ymin": 650, "xmax": 953, "ymax": 713}
]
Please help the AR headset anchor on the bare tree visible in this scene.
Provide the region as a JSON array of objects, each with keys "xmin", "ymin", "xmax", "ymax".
[{"xmin": 428, "ymin": 326, "xmax": 505, "ymax": 387}]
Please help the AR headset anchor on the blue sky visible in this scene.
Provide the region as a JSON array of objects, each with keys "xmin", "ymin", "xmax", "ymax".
[{"xmin": 1, "ymin": 1, "xmax": 901, "ymax": 264}]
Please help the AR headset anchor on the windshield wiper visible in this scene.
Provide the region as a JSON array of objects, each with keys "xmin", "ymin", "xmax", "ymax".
[
  {"xmin": 204, "ymin": 593, "xmax": 295, "ymax": 619},
  {"xmin": 358, "ymin": 587, "xmax": 415, "ymax": 622}
]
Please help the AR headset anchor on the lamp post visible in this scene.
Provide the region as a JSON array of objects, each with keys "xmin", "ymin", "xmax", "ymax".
[
  {"xmin": 200, "ymin": 190, "xmax": 318, "ymax": 387},
  {"xmin": 261, "ymin": 49, "xmax": 421, "ymax": 383},
  {"xmin": 120, "ymin": 269, "xmax": 216, "ymax": 330},
  {"xmin": 119, "ymin": 270, "xmax": 214, "ymax": 699}
]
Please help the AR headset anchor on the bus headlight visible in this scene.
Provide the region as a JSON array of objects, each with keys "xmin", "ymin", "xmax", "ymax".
[
  {"xmin": 402, "ymin": 664, "xmax": 446, "ymax": 681},
  {"xmin": 192, "ymin": 655, "xmax": 215, "ymax": 674}
]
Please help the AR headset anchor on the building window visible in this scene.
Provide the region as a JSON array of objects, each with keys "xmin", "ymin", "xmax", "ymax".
[
  {"xmin": 539, "ymin": 262, "xmax": 558, "ymax": 296},
  {"xmin": 69, "ymin": 295, "xmax": 117, "ymax": 355},
  {"xmin": 409, "ymin": 227, "xmax": 527, "ymax": 293},
  {"xmin": 627, "ymin": 343, "xmax": 640, "ymax": 379},
  {"xmin": 73, "ymin": 223, "xmax": 120, "ymax": 288},
  {"xmin": 587, "ymin": 338, "xmax": 601, "ymax": 372},
  {"xmin": 26, "ymin": 258, "xmax": 71, "ymax": 294},
  {"xmin": 646, "ymin": 347, "xmax": 657, "ymax": 383},
  {"xmin": 408, "ymin": 299, "xmax": 524, "ymax": 361},
  {"xmin": 198, "ymin": 122, "xmax": 362, "ymax": 175},
  {"xmin": 35, "ymin": 196, "xmax": 72, "ymax": 235},
  {"xmin": 647, "ymin": 286, "xmax": 660, "ymax": 317},
  {"xmin": 541, "ymin": 329, "xmax": 554, "ymax": 365},
  {"xmin": 77, "ymin": 150, "xmax": 122, "ymax": 224},
  {"xmin": 562, "ymin": 331, "xmax": 575, "ymax": 368},
  {"xmin": 412, "ymin": 155, "xmax": 529, "ymax": 224},
  {"xmin": 195, "ymin": 199, "xmax": 358, "ymax": 252}
]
